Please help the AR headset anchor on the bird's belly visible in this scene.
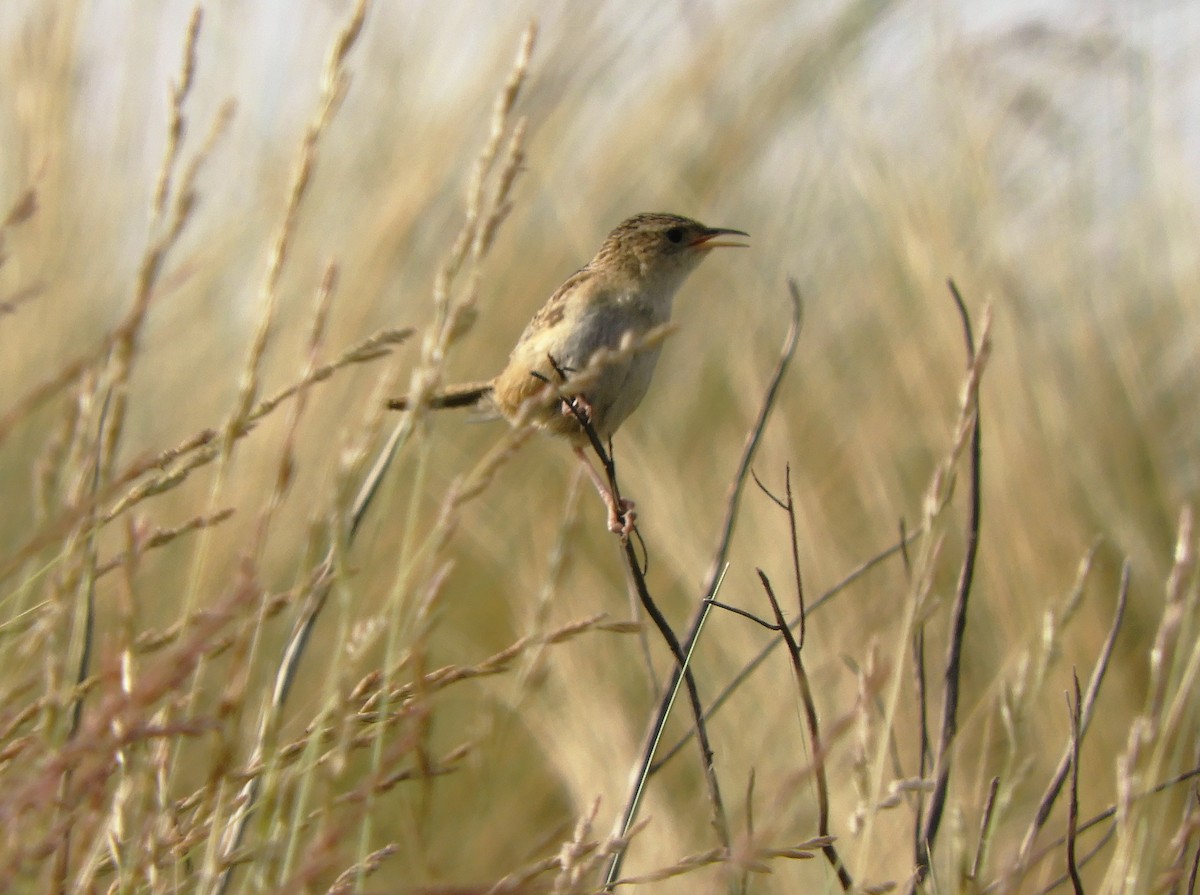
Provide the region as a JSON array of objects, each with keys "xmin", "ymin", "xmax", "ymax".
[
  {"xmin": 556, "ymin": 304, "xmax": 663, "ymax": 439},
  {"xmin": 593, "ymin": 348, "xmax": 661, "ymax": 437},
  {"xmin": 557, "ymin": 301, "xmax": 660, "ymax": 367}
]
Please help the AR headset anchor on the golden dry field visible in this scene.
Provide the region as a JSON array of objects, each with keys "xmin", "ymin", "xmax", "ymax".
[{"xmin": 1, "ymin": 2, "xmax": 1198, "ymax": 893}]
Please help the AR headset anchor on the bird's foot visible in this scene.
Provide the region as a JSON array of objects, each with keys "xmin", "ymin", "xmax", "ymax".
[
  {"xmin": 605, "ymin": 495, "xmax": 637, "ymax": 538},
  {"xmin": 574, "ymin": 445, "xmax": 635, "ymax": 539}
]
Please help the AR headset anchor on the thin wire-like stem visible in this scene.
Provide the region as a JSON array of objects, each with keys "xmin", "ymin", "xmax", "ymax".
[{"xmin": 605, "ymin": 583, "xmax": 723, "ymax": 890}]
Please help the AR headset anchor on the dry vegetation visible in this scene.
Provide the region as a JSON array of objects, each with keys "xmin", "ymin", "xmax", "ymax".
[{"xmin": 1, "ymin": 1, "xmax": 1199, "ymax": 893}]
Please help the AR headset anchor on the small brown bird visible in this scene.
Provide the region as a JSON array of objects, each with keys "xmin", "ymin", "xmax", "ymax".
[{"xmin": 389, "ymin": 212, "xmax": 748, "ymax": 534}]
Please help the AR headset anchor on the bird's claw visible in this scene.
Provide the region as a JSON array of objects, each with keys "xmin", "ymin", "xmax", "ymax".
[{"xmin": 606, "ymin": 497, "xmax": 636, "ymax": 539}]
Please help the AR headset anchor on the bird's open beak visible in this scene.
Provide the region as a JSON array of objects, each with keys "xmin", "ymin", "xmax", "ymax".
[{"xmin": 690, "ymin": 227, "xmax": 750, "ymax": 250}]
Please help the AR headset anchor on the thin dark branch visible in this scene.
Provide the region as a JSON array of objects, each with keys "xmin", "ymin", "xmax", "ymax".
[
  {"xmin": 906, "ymin": 502, "xmax": 929, "ymax": 865},
  {"xmin": 543, "ymin": 359, "xmax": 649, "ymax": 575},
  {"xmin": 915, "ymin": 279, "xmax": 984, "ymax": 881},
  {"xmin": 758, "ymin": 569, "xmax": 852, "ymax": 890},
  {"xmin": 604, "ymin": 281, "xmax": 802, "ymax": 888},
  {"xmin": 949, "ymin": 278, "xmax": 977, "ymax": 360},
  {"xmin": 1018, "ymin": 560, "xmax": 1130, "ymax": 866},
  {"xmin": 706, "ymin": 599, "xmax": 780, "ymax": 629},
  {"xmin": 750, "ymin": 467, "xmax": 789, "ymax": 511},
  {"xmin": 1187, "ymin": 799, "xmax": 1200, "ymax": 895},
  {"xmin": 912, "ymin": 627, "xmax": 929, "ymax": 863},
  {"xmin": 1035, "ymin": 824, "xmax": 1116, "ymax": 895},
  {"xmin": 753, "ymin": 465, "xmax": 806, "ymax": 646},
  {"xmin": 971, "ymin": 776, "xmax": 1001, "ymax": 882},
  {"xmin": 549, "ymin": 349, "xmax": 733, "ymax": 864},
  {"xmin": 1066, "ymin": 673, "xmax": 1084, "ymax": 895},
  {"xmin": 569, "ymin": 390, "xmax": 731, "ymax": 889},
  {"xmin": 550, "ymin": 347, "xmax": 734, "ymax": 881}
]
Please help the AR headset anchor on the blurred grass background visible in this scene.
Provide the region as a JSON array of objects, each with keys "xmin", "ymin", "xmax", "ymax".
[{"xmin": 1, "ymin": 1, "xmax": 1199, "ymax": 892}]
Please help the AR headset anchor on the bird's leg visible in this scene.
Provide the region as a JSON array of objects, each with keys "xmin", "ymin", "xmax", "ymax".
[
  {"xmin": 562, "ymin": 391, "xmax": 633, "ymax": 535},
  {"xmin": 573, "ymin": 446, "xmax": 635, "ymax": 537}
]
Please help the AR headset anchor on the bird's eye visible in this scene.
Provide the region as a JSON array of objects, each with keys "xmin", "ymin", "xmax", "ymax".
[{"xmin": 665, "ymin": 227, "xmax": 684, "ymax": 244}]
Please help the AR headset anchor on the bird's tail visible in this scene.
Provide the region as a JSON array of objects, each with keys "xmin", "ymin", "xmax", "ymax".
[{"xmin": 386, "ymin": 381, "xmax": 493, "ymax": 411}]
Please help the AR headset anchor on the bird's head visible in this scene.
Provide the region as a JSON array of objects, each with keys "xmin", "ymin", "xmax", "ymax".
[{"xmin": 593, "ymin": 212, "xmax": 749, "ymax": 288}]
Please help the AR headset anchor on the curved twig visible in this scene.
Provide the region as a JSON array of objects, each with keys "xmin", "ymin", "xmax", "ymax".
[
  {"xmin": 757, "ymin": 569, "xmax": 852, "ymax": 890},
  {"xmin": 914, "ymin": 279, "xmax": 986, "ymax": 881},
  {"xmin": 557, "ymin": 360, "xmax": 733, "ymax": 880},
  {"xmin": 1065, "ymin": 673, "xmax": 1084, "ymax": 895}
]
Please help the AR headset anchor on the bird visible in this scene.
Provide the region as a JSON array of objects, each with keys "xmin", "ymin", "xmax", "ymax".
[{"xmin": 388, "ymin": 212, "xmax": 749, "ymax": 535}]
